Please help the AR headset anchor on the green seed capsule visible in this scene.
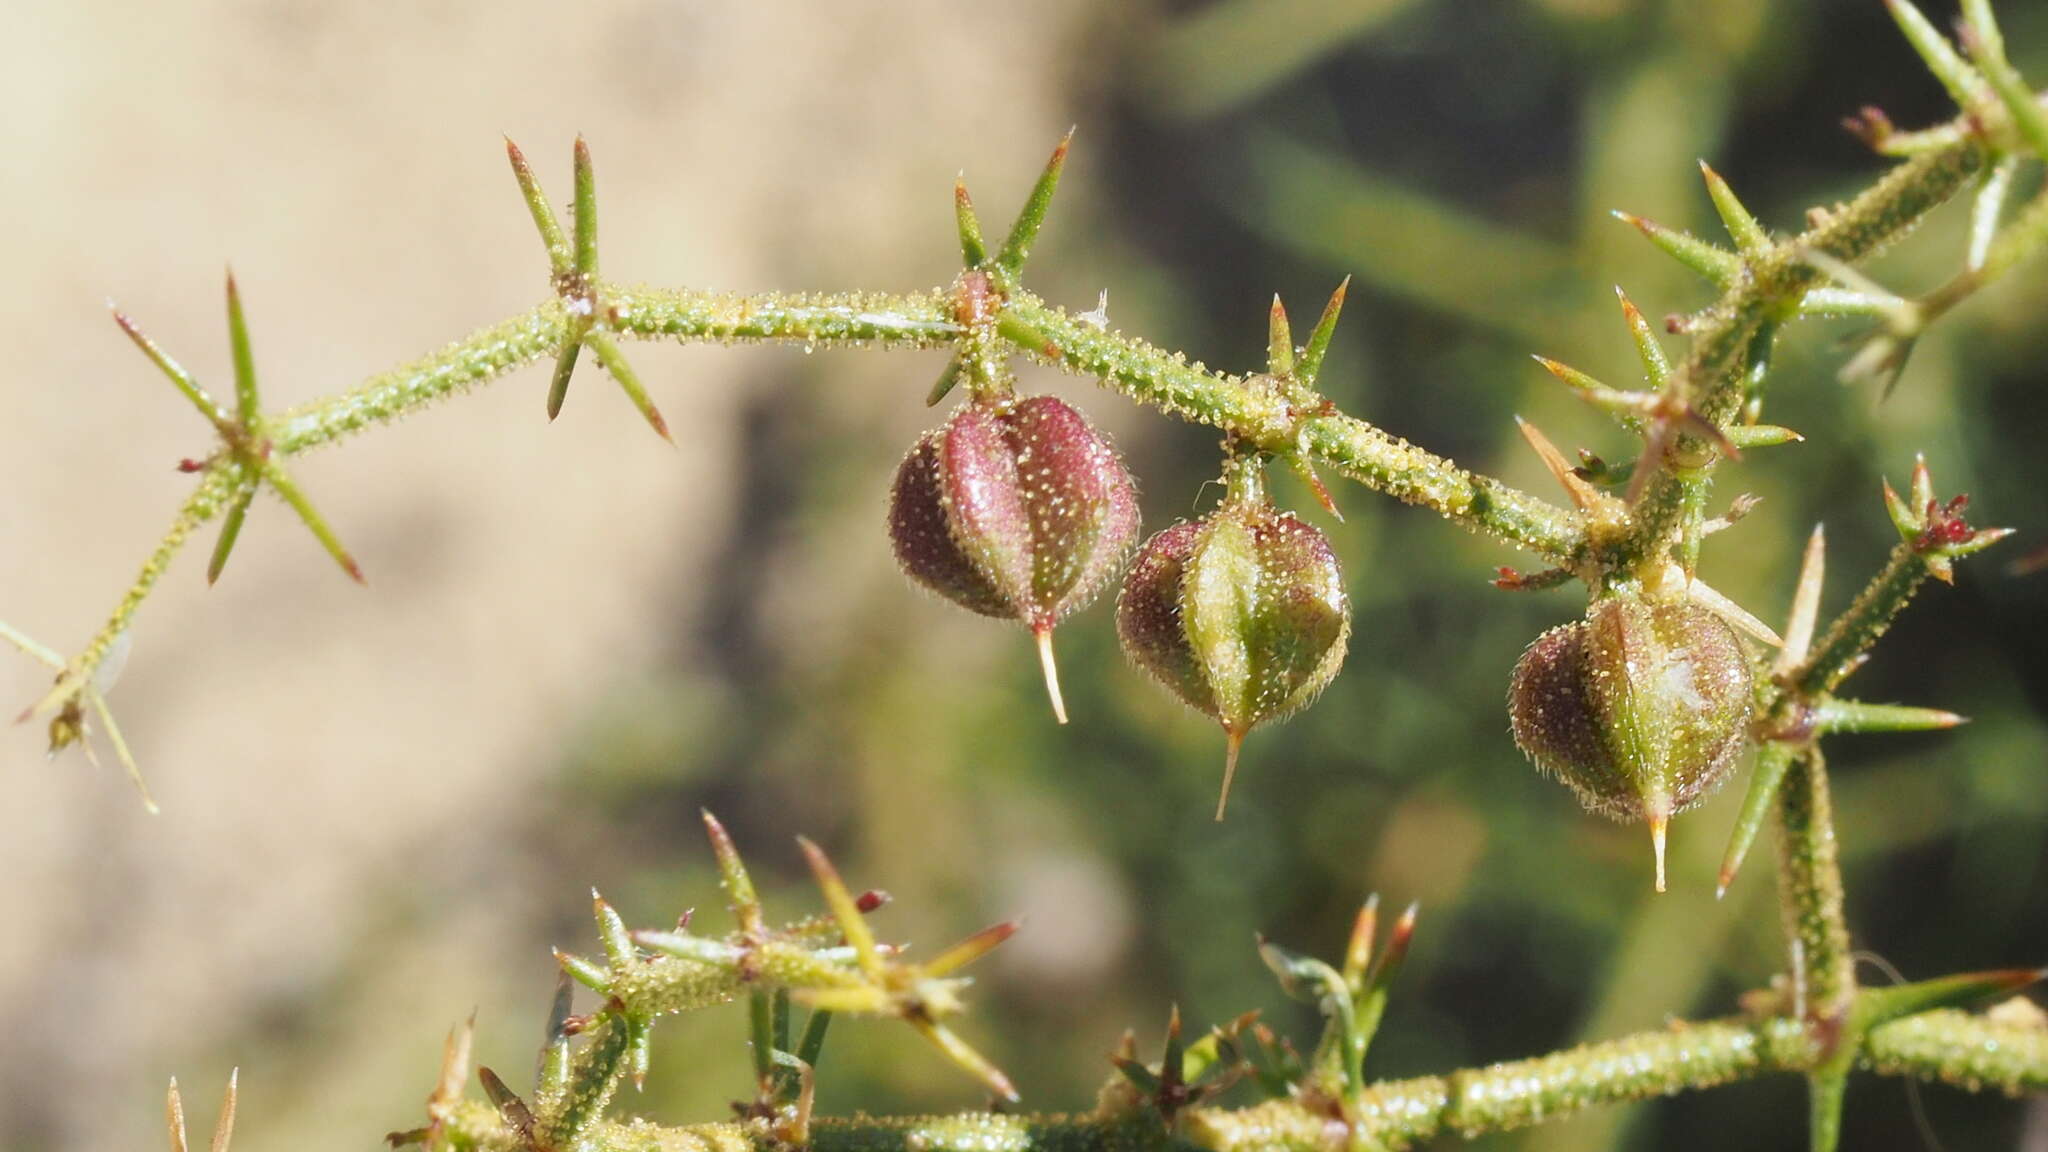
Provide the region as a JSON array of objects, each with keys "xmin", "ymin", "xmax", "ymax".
[
  {"xmin": 1117, "ymin": 465, "xmax": 1349, "ymax": 818},
  {"xmin": 1508, "ymin": 595, "xmax": 1754, "ymax": 891}
]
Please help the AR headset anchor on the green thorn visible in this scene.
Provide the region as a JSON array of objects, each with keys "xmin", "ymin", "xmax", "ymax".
[
  {"xmin": 593, "ymin": 890, "xmax": 635, "ymax": 969},
  {"xmin": 701, "ymin": 810, "xmax": 765, "ymax": 937},
  {"xmin": 1885, "ymin": 0, "xmax": 1991, "ymax": 110},
  {"xmin": 110, "ymin": 307, "xmax": 230, "ymax": 430},
  {"xmin": 1161, "ymin": 1005, "xmax": 1185, "ymax": 1088},
  {"xmin": 1807, "ymin": 1070, "xmax": 1848, "ymax": 1152},
  {"xmin": 1699, "ymin": 162, "xmax": 1769, "ymax": 257},
  {"xmin": 1813, "ymin": 698, "xmax": 1966, "ymax": 734},
  {"xmin": 1858, "ymin": 966, "xmax": 2046, "ymax": 1027},
  {"xmin": 794, "ymin": 1009, "xmax": 833, "ymax": 1072},
  {"xmin": 1612, "ymin": 210, "xmax": 1740, "ymax": 286},
  {"xmin": 1267, "ymin": 294, "xmax": 1294, "ymax": 377},
  {"xmin": 926, "ymin": 353, "xmax": 965, "ymax": 407},
  {"xmin": 223, "ymin": 271, "xmax": 261, "ymax": 429},
  {"xmin": 1726, "ymin": 423, "xmax": 1803, "ymax": 449},
  {"xmin": 205, "ymin": 486, "xmax": 255, "ymax": 586},
  {"xmin": 555, "ymin": 947, "xmax": 610, "ymax": 992},
  {"xmin": 546, "ymin": 334, "xmax": 583, "ymax": 421},
  {"xmin": 1297, "ymin": 275, "xmax": 1348, "ymax": 387},
  {"xmin": 797, "ymin": 836, "xmax": 881, "ymax": 978},
  {"xmin": 584, "ymin": 330, "xmax": 671, "ymax": 443},
  {"xmin": 572, "ymin": 135, "xmax": 599, "ymax": 276},
  {"xmin": 506, "ymin": 137, "xmax": 572, "ymax": 274},
  {"xmin": 1614, "ymin": 287, "xmax": 1670, "ymax": 389},
  {"xmin": 1717, "ymin": 741, "xmax": 1797, "ymax": 898},
  {"xmin": 955, "ymin": 179, "xmax": 987, "ymax": 267},
  {"xmin": 261, "ymin": 459, "xmax": 365, "ymax": 584},
  {"xmin": 995, "ymin": 127, "xmax": 1074, "ymax": 277}
]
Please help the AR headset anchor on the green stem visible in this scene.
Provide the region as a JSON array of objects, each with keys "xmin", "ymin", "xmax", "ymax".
[
  {"xmin": 1775, "ymin": 748, "xmax": 1856, "ymax": 1027},
  {"xmin": 1795, "ymin": 544, "xmax": 1926, "ymax": 697},
  {"xmin": 438, "ymin": 1005, "xmax": 2047, "ymax": 1152},
  {"xmin": 1625, "ymin": 138, "xmax": 1986, "ymax": 567}
]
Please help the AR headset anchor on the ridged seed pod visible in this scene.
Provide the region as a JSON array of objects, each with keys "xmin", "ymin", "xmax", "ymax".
[
  {"xmin": 889, "ymin": 394, "xmax": 1140, "ymax": 722},
  {"xmin": 1116, "ymin": 467, "xmax": 1349, "ymax": 818},
  {"xmin": 1508, "ymin": 595, "xmax": 1754, "ymax": 891}
]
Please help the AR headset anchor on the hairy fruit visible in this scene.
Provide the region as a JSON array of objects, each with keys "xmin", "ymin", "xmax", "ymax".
[
  {"xmin": 889, "ymin": 394, "xmax": 1140, "ymax": 722},
  {"xmin": 1508, "ymin": 596, "xmax": 1754, "ymax": 891},
  {"xmin": 1116, "ymin": 466, "xmax": 1349, "ymax": 818}
]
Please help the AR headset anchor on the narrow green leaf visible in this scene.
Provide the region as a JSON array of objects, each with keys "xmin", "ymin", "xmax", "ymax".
[
  {"xmin": 584, "ymin": 331, "xmax": 671, "ymax": 443},
  {"xmin": 925, "ymin": 353, "xmax": 965, "ymax": 407},
  {"xmin": 750, "ymin": 989, "xmax": 776, "ymax": 1083},
  {"xmin": 1725, "ymin": 423, "xmax": 1802, "ymax": 449},
  {"xmin": 700, "ymin": 810, "xmax": 764, "ymax": 937},
  {"xmin": 1859, "ymin": 967, "xmax": 2046, "ymax": 1027},
  {"xmin": 1614, "ymin": 287, "xmax": 1670, "ymax": 389},
  {"xmin": 907, "ymin": 1016, "xmax": 1019, "ymax": 1102},
  {"xmin": 111, "ymin": 308, "xmax": 230, "ymax": 429},
  {"xmin": 1885, "ymin": 0, "xmax": 1990, "ymax": 109},
  {"xmin": 995, "ymin": 128, "xmax": 1074, "ymax": 276},
  {"xmin": 546, "ymin": 338, "xmax": 581, "ymax": 421},
  {"xmin": 555, "ymin": 947, "xmax": 610, "ymax": 992},
  {"xmin": 794, "ymin": 1009, "xmax": 833, "ymax": 1072},
  {"xmin": 1267, "ymin": 295, "xmax": 1293, "ymax": 376},
  {"xmin": 262, "ymin": 460, "xmax": 364, "ymax": 584},
  {"xmin": 797, "ymin": 836, "xmax": 881, "ymax": 978},
  {"xmin": 627, "ymin": 1012, "xmax": 653, "ymax": 1092},
  {"xmin": 1813, "ymin": 698, "xmax": 1965, "ymax": 733},
  {"xmin": 205, "ymin": 488, "xmax": 254, "ymax": 586},
  {"xmin": 1699, "ymin": 162, "xmax": 1769, "ymax": 256},
  {"xmin": 593, "ymin": 890, "xmax": 635, "ymax": 969},
  {"xmin": 85, "ymin": 687, "xmax": 157, "ymax": 815},
  {"xmin": 1969, "ymin": 158, "xmax": 2021, "ymax": 271},
  {"xmin": 1112, "ymin": 1058, "xmax": 1162, "ymax": 1095},
  {"xmin": 224, "ymin": 271, "xmax": 261, "ymax": 428},
  {"xmin": 506, "ymin": 137, "xmax": 572, "ymax": 273},
  {"xmin": 1297, "ymin": 276, "xmax": 1348, "ymax": 387},
  {"xmin": 1341, "ymin": 895, "xmax": 1378, "ymax": 991},
  {"xmin": 573, "ymin": 135, "xmax": 599, "ymax": 275},
  {"xmin": 955, "ymin": 180, "xmax": 987, "ymax": 267},
  {"xmin": 924, "ymin": 920, "xmax": 1019, "ymax": 977},
  {"xmin": 1717, "ymin": 742, "xmax": 1797, "ymax": 898},
  {"xmin": 1612, "ymin": 210, "xmax": 1740, "ymax": 285}
]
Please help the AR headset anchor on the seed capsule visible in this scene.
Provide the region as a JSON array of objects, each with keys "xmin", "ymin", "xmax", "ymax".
[
  {"xmin": 1116, "ymin": 465, "xmax": 1349, "ymax": 818},
  {"xmin": 1508, "ymin": 595, "xmax": 1754, "ymax": 891},
  {"xmin": 889, "ymin": 395, "xmax": 1140, "ymax": 723}
]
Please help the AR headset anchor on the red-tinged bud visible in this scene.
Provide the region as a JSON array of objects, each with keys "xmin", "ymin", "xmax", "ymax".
[
  {"xmin": 889, "ymin": 395, "xmax": 1140, "ymax": 722},
  {"xmin": 1117, "ymin": 465, "xmax": 1349, "ymax": 818},
  {"xmin": 1508, "ymin": 595, "xmax": 1754, "ymax": 891}
]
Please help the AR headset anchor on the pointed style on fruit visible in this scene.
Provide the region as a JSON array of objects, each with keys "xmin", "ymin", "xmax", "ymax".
[
  {"xmin": 1509, "ymin": 594, "xmax": 1755, "ymax": 891},
  {"xmin": 889, "ymin": 394, "xmax": 1140, "ymax": 723},
  {"xmin": 1117, "ymin": 457, "xmax": 1350, "ymax": 818}
]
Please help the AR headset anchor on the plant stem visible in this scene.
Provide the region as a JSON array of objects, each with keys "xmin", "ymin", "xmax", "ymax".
[
  {"xmin": 1624, "ymin": 137, "xmax": 1986, "ymax": 568},
  {"xmin": 1775, "ymin": 748, "xmax": 1856, "ymax": 1027},
  {"xmin": 436, "ymin": 1005, "xmax": 2045, "ymax": 1152}
]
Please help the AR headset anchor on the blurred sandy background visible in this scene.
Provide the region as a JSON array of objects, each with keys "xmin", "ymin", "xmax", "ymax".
[{"xmin": 2, "ymin": 2, "xmax": 2045, "ymax": 1149}]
